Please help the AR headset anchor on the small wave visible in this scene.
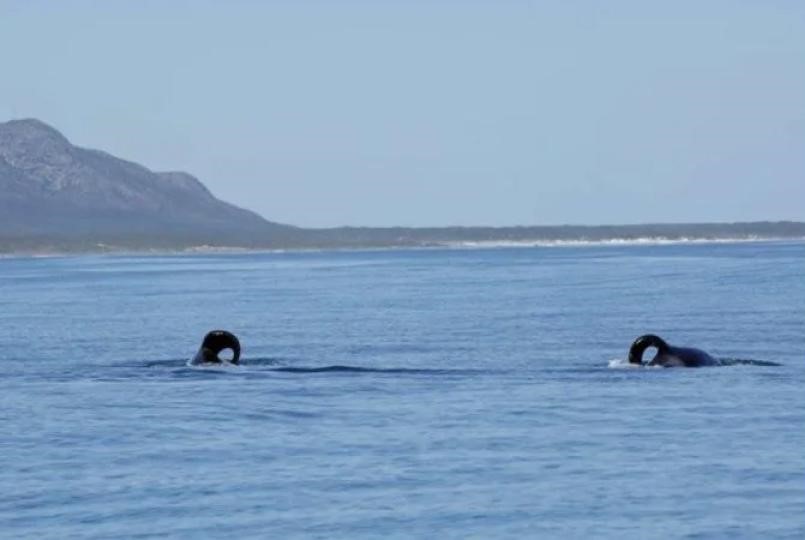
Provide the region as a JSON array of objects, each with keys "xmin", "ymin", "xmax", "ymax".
[
  {"xmin": 142, "ymin": 359, "xmax": 189, "ymax": 368},
  {"xmin": 141, "ymin": 358, "xmax": 240, "ymax": 369},
  {"xmin": 229, "ymin": 357, "xmax": 285, "ymax": 367},
  {"xmin": 185, "ymin": 360, "xmax": 239, "ymax": 370},
  {"xmin": 266, "ymin": 365, "xmax": 486, "ymax": 375},
  {"xmin": 143, "ymin": 357, "xmax": 284, "ymax": 368},
  {"xmin": 142, "ymin": 358, "xmax": 488, "ymax": 376},
  {"xmin": 607, "ymin": 357, "xmax": 781, "ymax": 368},
  {"xmin": 717, "ymin": 357, "xmax": 782, "ymax": 367},
  {"xmin": 607, "ymin": 358, "xmax": 648, "ymax": 369}
]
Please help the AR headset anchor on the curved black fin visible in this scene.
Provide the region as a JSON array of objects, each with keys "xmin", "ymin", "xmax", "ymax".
[
  {"xmin": 193, "ymin": 330, "xmax": 241, "ymax": 364},
  {"xmin": 628, "ymin": 334, "xmax": 669, "ymax": 365}
]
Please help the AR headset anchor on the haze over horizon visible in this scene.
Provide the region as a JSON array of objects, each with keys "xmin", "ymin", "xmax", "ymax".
[{"xmin": 1, "ymin": 1, "xmax": 803, "ymax": 228}]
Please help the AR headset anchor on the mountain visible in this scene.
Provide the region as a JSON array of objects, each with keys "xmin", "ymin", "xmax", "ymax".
[{"xmin": 0, "ymin": 118, "xmax": 297, "ymax": 250}]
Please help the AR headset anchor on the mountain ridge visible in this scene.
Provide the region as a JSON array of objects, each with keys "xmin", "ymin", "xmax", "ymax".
[{"xmin": 0, "ymin": 118, "xmax": 296, "ymax": 247}]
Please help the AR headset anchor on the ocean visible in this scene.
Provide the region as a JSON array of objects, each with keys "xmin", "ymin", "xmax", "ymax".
[{"xmin": 1, "ymin": 241, "xmax": 803, "ymax": 539}]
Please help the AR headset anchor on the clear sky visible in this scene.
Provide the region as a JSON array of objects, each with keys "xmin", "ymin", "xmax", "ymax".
[{"xmin": 1, "ymin": 1, "xmax": 803, "ymax": 227}]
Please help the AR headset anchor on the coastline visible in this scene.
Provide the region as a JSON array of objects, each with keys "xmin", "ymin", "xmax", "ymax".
[{"xmin": 2, "ymin": 235, "xmax": 802, "ymax": 260}]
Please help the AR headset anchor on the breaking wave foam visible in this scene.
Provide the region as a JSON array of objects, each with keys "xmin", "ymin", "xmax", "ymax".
[{"xmin": 444, "ymin": 236, "xmax": 794, "ymax": 249}]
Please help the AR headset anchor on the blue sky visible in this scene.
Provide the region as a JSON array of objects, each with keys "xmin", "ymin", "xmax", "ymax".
[{"xmin": 1, "ymin": 1, "xmax": 803, "ymax": 227}]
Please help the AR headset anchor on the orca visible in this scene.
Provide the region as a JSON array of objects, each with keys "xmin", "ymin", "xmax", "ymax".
[
  {"xmin": 192, "ymin": 330, "xmax": 241, "ymax": 365},
  {"xmin": 628, "ymin": 334, "xmax": 719, "ymax": 367}
]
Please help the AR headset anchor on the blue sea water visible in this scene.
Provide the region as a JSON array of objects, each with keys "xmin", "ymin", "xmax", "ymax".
[{"xmin": 1, "ymin": 241, "xmax": 803, "ymax": 539}]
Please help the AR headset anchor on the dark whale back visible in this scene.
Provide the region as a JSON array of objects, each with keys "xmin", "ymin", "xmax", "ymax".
[
  {"xmin": 656, "ymin": 345, "xmax": 718, "ymax": 367},
  {"xmin": 192, "ymin": 330, "xmax": 241, "ymax": 364},
  {"xmin": 629, "ymin": 334, "xmax": 718, "ymax": 367}
]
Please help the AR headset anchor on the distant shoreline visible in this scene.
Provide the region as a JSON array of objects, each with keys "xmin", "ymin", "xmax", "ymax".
[
  {"xmin": 3, "ymin": 218, "xmax": 805, "ymax": 256},
  {"xmin": 2, "ymin": 234, "xmax": 802, "ymax": 259}
]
